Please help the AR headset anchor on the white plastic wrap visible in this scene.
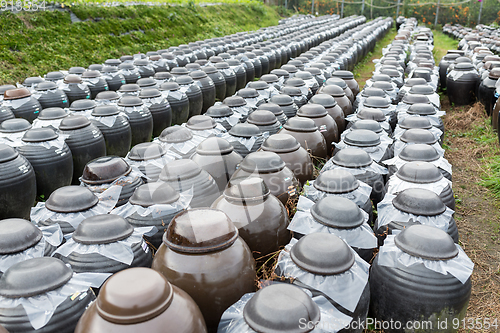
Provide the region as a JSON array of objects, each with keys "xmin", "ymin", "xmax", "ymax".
[
  {"xmin": 59, "ymin": 83, "xmax": 89, "ymax": 92},
  {"xmin": 393, "ymin": 125, "xmax": 443, "ymax": 141},
  {"xmin": 303, "ymin": 179, "xmax": 372, "ymax": 207},
  {"xmin": 377, "ymin": 193, "xmax": 454, "ymax": 232},
  {"xmin": 182, "ymin": 122, "xmax": 226, "ymax": 138},
  {"xmin": 2, "ymin": 96, "xmax": 32, "ymax": 110},
  {"xmin": 321, "ymin": 158, "xmax": 388, "ymax": 176},
  {"xmin": 386, "ymin": 174, "xmax": 452, "ymax": 196},
  {"xmin": 397, "ymin": 109, "xmax": 445, "ymax": 128},
  {"xmin": 19, "ymin": 134, "xmax": 69, "ymax": 151},
  {"xmin": 230, "ymin": 105, "xmax": 252, "ymax": 117},
  {"xmin": 392, "ymin": 140, "xmax": 445, "ymax": 157},
  {"xmin": 31, "ymin": 88, "xmax": 66, "ymax": 101},
  {"xmin": 214, "ymin": 114, "xmax": 242, "ymax": 128},
  {"xmin": 31, "ymin": 186, "xmax": 121, "ymax": 230},
  {"xmin": 153, "ymin": 134, "xmax": 204, "ymax": 158},
  {"xmin": 0, "ymin": 131, "xmax": 28, "ymax": 148},
  {"xmin": 31, "ymin": 117, "xmax": 67, "ymax": 131},
  {"xmin": 382, "ymin": 154, "xmax": 452, "ymax": 175},
  {"xmin": 377, "ymin": 235, "xmax": 474, "ymax": 284},
  {"xmin": 81, "ymin": 169, "xmax": 144, "ymax": 195},
  {"xmin": 241, "ymin": 97, "xmax": 261, "ymax": 110},
  {"xmin": 341, "ymin": 127, "xmax": 393, "ymax": 146},
  {"xmin": 0, "ymin": 272, "xmax": 110, "ymax": 330},
  {"xmin": 0, "ymin": 224, "xmax": 63, "ymax": 273},
  {"xmin": 334, "ymin": 140, "xmax": 391, "ymax": 163},
  {"xmin": 87, "ymin": 113, "xmax": 123, "ymax": 128},
  {"xmin": 447, "ymin": 69, "xmax": 479, "ymax": 81},
  {"xmin": 345, "ymin": 114, "xmax": 392, "ymax": 134},
  {"xmin": 141, "ymin": 96, "xmax": 165, "ymax": 109},
  {"xmin": 161, "ymin": 89, "xmax": 185, "ymax": 101},
  {"xmin": 53, "ymin": 226, "xmax": 155, "ymax": 265},
  {"xmin": 277, "ymin": 238, "xmax": 370, "ymax": 312},
  {"xmin": 124, "ymin": 155, "xmax": 175, "ymax": 181}
]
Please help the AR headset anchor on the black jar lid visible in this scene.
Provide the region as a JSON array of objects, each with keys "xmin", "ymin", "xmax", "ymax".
[
  {"xmin": 118, "ymin": 96, "xmax": 144, "ymax": 107},
  {"xmin": 186, "ymin": 115, "xmax": 216, "ymax": 130},
  {"xmin": 23, "ymin": 77, "xmax": 44, "ymax": 86},
  {"xmin": 0, "ymin": 218, "xmax": 43, "ymax": 254},
  {"xmin": 160, "ymin": 82, "xmax": 180, "ymax": 91},
  {"xmin": 363, "ymin": 96, "xmax": 390, "ymax": 108},
  {"xmin": 228, "ymin": 123, "xmax": 261, "ymax": 138},
  {"xmin": 409, "ymin": 84, "xmax": 434, "ymax": 95},
  {"xmin": 0, "ymin": 257, "xmax": 73, "ymax": 298},
  {"xmin": 357, "ymin": 108, "xmax": 386, "ymax": 122},
  {"xmin": 392, "ymin": 188, "xmax": 446, "ymax": 216},
  {"xmin": 73, "ymin": 214, "xmax": 134, "ymax": 245},
  {"xmin": 247, "ymin": 110, "xmax": 278, "ymax": 126},
  {"xmin": 69, "ymin": 99, "xmax": 96, "ymax": 111},
  {"xmin": 128, "ymin": 142, "xmax": 166, "ymax": 161},
  {"xmin": 260, "ymin": 74, "xmax": 279, "ymax": 84},
  {"xmin": 314, "ymin": 169, "xmax": 359, "ymax": 193},
  {"xmin": 281, "ymin": 64, "xmax": 298, "ymax": 73},
  {"xmin": 285, "ymin": 78, "xmax": 306, "ymax": 88},
  {"xmin": 205, "ymin": 104, "xmax": 233, "ymax": 118},
  {"xmin": 164, "ymin": 208, "xmax": 238, "ymax": 254},
  {"xmin": 92, "ymin": 105, "xmax": 120, "ymax": 117},
  {"xmin": 344, "ymin": 129, "xmax": 381, "ymax": 147},
  {"xmin": 394, "ymin": 225, "xmax": 458, "ymax": 260},
  {"xmin": 243, "ymin": 284, "xmax": 320, "ymax": 333},
  {"xmin": 96, "ymin": 91, "xmax": 120, "ymax": 101},
  {"xmin": 248, "ymin": 81, "xmax": 270, "ymax": 91},
  {"xmin": 281, "ymin": 86, "xmax": 302, "ymax": 96},
  {"xmin": 82, "ymin": 70, "xmax": 101, "ymax": 79},
  {"xmin": 297, "ymin": 104, "xmax": 327, "ymax": 118},
  {"xmin": 361, "ymin": 88, "xmax": 386, "ymax": 98},
  {"xmin": 129, "ymin": 182, "xmax": 180, "ymax": 207},
  {"xmin": 136, "ymin": 78, "xmax": 157, "ymax": 88},
  {"xmin": 159, "ymin": 159, "xmax": 202, "ymax": 181},
  {"xmin": 22, "ymin": 128, "xmax": 59, "ymax": 143},
  {"xmin": 81, "ymin": 156, "xmax": 132, "ymax": 184},
  {"xmin": 291, "ymin": 232, "xmax": 355, "ymax": 275},
  {"xmin": 0, "ymin": 118, "xmax": 31, "ymax": 133},
  {"xmin": 270, "ymin": 94, "xmax": 293, "ymax": 106},
  {"xmin": 45, "ymin": 186, "xmax": 99, "ymax": 213},
  {"xmin": 0, "ymin": 144, "xmax": 18, "ymax": 163},
  {"xmin": 283, "ymin": 117, "xmax": 317, "ymax": 132},
  {"xmin": 332, "ymin": 70, "xmax": 354, "ymax": 80},
  {"xmin": 372, "ymin": 81, "xmax": 395, "ymax": 91},
  {"xmin": 400, "ymin": 128, "xmax": 437, "ymax": 144},
  {"xmin": 261, "ymin": 134, "xmax": 300, "ymax": 153},
  {"xmin": 240, "ymin": 151, "xmax": 286, "ymax": 173},
  {"xmin": 407, "ymin": 103, "xmax": 436, "ymax": 115},
  {"xmin": 35, "ymin": 81, "xmax": 58, "ymax": 91},
  {"xmin": 223, "ymin": 96, "xmax": 247, "ymax": 108},
  {"xmin": 325, "ymin": 77, "xmax": 347, "ymax": 89},
  {"xmin": 399, "ymin": 143, "xmax": 440, "ymax": 162},
  {"xmin": 320, "ymin": 85, "xmax": 344, "ymax": 97},
  {"xmin": 189, "ymin": 70, "xmax": 208, "ymax": 80},
  {"xmin": 396, "ymin": 161, "xmax": 443, "ymax": 184},
  {"xmin": 63, "ymin": 74, "xmax": 83, "ymax": 84},
  {"xmin": 399, "ymin": 116, "xmax": 432, "ymax": 130},
  {"xmin": 196, "ymin": 137, "xmax": 234, "ymax": 155},
  {"xmin": 308, "ymin": 94, "xmax": 337, "ymax": 109},
  {"xmin": 237, "ymin": 88, "xmax": 259, "ymax": 99},
  {"xmin": 38, "ymin": 107, "xmax": 68, "ymax": 120},
  {"xmin": 311, "ymin": 196, "xmax": 365, "ymax": 229},
  {"xmin": 223, "ymin": 177, "xmax": 270, "ymax": 202},
  {"xmin": 333, "ymin": 148, "xmax": 372, "ymax": 168},
  {"xmin": 455, "ymin": 62, "xmax": 475, "ymax": 71},
  {"xmin": 351, "ymin": 119, "xmax": 383, "ymax": 133},
  {"xmin": 159, "ymin": 126, "xmax": 193, "ymax": 143},
  {"xmin": 154, "ymin": 72, "xmax": 174, "ymax": 80},
  {"xmin": 59, "ymin": 115, "xmax": 91, "ymax": 130}
]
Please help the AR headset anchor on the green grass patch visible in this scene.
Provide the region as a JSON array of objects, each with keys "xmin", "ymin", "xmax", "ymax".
[{"xmin": 431, "ymin": 29, "xmax": 459, "ymax": 64}]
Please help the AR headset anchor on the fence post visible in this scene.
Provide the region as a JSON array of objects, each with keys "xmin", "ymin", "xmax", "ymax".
[
  {"xmin": 341, "ymin": 0, "xmax": 345, "ymax": 17},
  {"xmin": 284, "ymin": 0, "xmax": 287, "ymax": 10},
  {"xmin": 311, "ymin": 0, "xmax": 314, "ymax": 14},
  {"xmin": 478, "ymin": 0, "xmax": 483, "ymax": 24},
  {"xmin": 396, "ymin": 0, "xmax": 401, "ymax": 17},
  {"xmin": 361, "ymin": 0, "xmax": 365, "ymax": 14},
  {"xmin": 434, "ymin": 0, "xmax": 440, "ymax": 26}
]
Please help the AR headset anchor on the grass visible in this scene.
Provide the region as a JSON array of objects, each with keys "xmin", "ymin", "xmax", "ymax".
[
  {"xmin": 431, "ymin": 29, "xmax": 459, "ymax": 62},
  {"xmin": 0, "ymin": 3, "xmax": 282, "ymax": 85}
]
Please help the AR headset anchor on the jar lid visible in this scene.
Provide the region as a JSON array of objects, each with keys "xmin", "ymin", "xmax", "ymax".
[
  {"xmin": 35, "ymin": 81, "xmax": 58, "ymax": 91},
  {"xmin": 159, "ymin": 159, "xmax": 202, "ymax": 181},
  {"xmin": 223, "ymin": 96, "xmax": 247, "ymax": 108},
  {"xmin": 88, "ymin": 64, "xmax": 103, "ymax": 71},
  {"xmin": 247, "ymin": 81, "xmax": 270, "ymax": 91},
  {"xmin": 240, "ymin": 151, "xmax": 286, "ymax": 173},
  {"xmin": 209, "ymin": 56, "xmax": 222, "ymax": 64},
  {"xmin": 372, "ymin": 81, "xmax": 395, "ymax": 91},
  {"xmin": 281, "ymin": 86, "xmax": 302, "ymax": 96},
  {"xmin": 332, "ymin": 70, "xmax": 354, "ymax": 80},
  {"xmin": 92, "ymin": 105, "xmax": 120, "ymax": 117},
  {"xmin": 325, "ymin": 77, "xmax": 347, "ymax": 89},
  {"xmin": 45, "ymin": 186, "xmax": 99, "ymax": 213},
  {"xmin": 81, "ymin": 156, "xmax": 132, "ymax": 184},
  {"xmin": 101, "ymin": 66, "xmax": 118, "ymax": 74},
  {"xmin": 409, "ymin": 85, "xmax": 433, "ymax": 96},
  {"xmin": 22, "ymin": 128, "xmax": 59, "ymax": 143},
  {"xmin": 243, "ymin": 284, "xmax": 320, "ymax": 333},
  {"xmin": 186, "ymin": 115, "xmax": 216, "ymax": 130},
  {"xmin": 69, "ymin": 67, "xmax": 86, "ymax": 75},
  {"xmin": 411, "ymin": 69, "xmax": 431, "ymax": 81},
  {"xmin": 196, "ymin": 137, "xmax": 234, "ymax": 155},
  {"xmin": 82, "ymin": 70, "xmax": 101, "ymax": 79},
  {"xmin": 0, "ymin": 218, "xmax": 43, "ymax": 254},
  {"xmin": 407, "ymin": 103, "xmax": 436, "ymax": 116},
  {"xmin": 320, "ymin": 85, "xmax": 344, "ymax": 97},
  {"xmin": 308, "ymin": 94, "xmax": 336, "ymax": 108},
  {"xmin": 351, "ymin": 119, "xmax": 383, "ymax": 133},
  {"xmin": 392, "ymin": 188, "xmax": 446, "ymax": 216},
  {"xmin": 223, "ymin": 177, "xmax": 270, "ymax": 202},
  {"xmin": 228, "ymin": 123, "xmax": 261, "ymax": 138},
  {"xmin": 314, "ymin": 169, "xmax": 359, "ymax": 193},
  {"xmin": 119, "ymin": 84, "xmax": 141, "ymax": 94},
  {"xmin": 399, "ymin": 116, "xmax": 432, "ymax": 130},
  {"xmin": 455, "ymin": 62, "xmax": 475, "ymax": 71},
  {"xmin": 290, "ymin": 233, "xmax": 355, "ymax": 275},
  {"xmin": 237, "ymin": 88, "xmax": 259, "ymax": 99},
  {"xmin": 158, "ymin": 126, "xmax": 193, "ymax": 143},
  {"xmin": 133, "ymin": 59, "xmax": 150, "ymax": 67},
  {"xmin": 154, "ymin": 72, "xmax": 174, "ymax": 80},
  {"xmin": 45, "ymin": 71, "xmax": 65, "ymax": 81},
  {"xmin": 96, "ymin": 91, "xmax": 120, "ymax": 101},
  {"xmin": 128, "ymin": 142, "xmax": 166, "ymax": 161},
  {"xmin": 344, "ymin": 129, "xmax": 381, "ymax": 147},
  {"xmin": 281, "ymin": 64, "xmax": 298, "ymax": 73},
  {"xmin": 283, "ymin": 117, "xmax": 317, "ymax": 132},
  {"xmin": 285, "ymin": 78, "xmax": 306, "ymax": 88},
  {"xmin": 205, "ymin": 104, "xmax": 233, "ymax": 118},
  {"xmin": 260, "ymin": 74, "xmax": 279, "ymax": 84},
  {"xmin": 380, "ymin": 68, "xmax": 400, "ymax": 77},
  {"xmin": 59, "ymin": 115, "xmax": 91, "ymax": 130},
  {"xmin": 38, "ymin": 107, "xmax": 68, "ymax": 120},
  {"xmin": 0, "ymin": 144, "xmax": 18, "ymax": 163},
  {"xmin": 311, "ymin": 196, "xmax": 364, "ymax": 229},
  {"xmin": 118, "ymin": 96, "xmax": 144, "ymax": 107},
  {"xmin": 270, "ymin": 69, "xmax": 290, "ymax": 79},
  {"xmin": 0, "ymin": 257, "xmax": 73, "ymax": 298},
  {"xmin": 69, "ymin": 99, "xmax": 96, "ymax": 111},
  {"xmin": 23, "ymin": 77, "xmax": 44, "ymax": 86},
  {"xmin": 261, "ymin": 133, "xmax": 300, "ymax": 153},
  {"xmin": 400, "ymin": 128, "xmax": 437, "ymax": 144},
  {"xmin": 371, "ymin": 74, "xmax": 392, "ymax": 82},
  {"xmin": 399, "ymin": 143, "xmax": 440, "ymax": 162},
  {"xmin": 97, "ymin": 268, "xmax": 174, "ymax": 324},
  {"xmin": 129, "ymin": 182, "xmax": 180, "ymax": 207},
  {"xmin": 3, "ymin": 87, "xmax": 30, "ymax": 100},
  {"xmin": 136, "ymin": 78, "xmax": 157, "ymax": 88},
  {"xmin": 357, "ymin": 107, "xmax": 386, "ymax": 122},
  {"xmin": 333, "ymin": 148, "xmax": 372, "ymax": 168},
  {"xmin": 164, "ymin": 208, "xmax": 238, "ymax": 254},
  {"xmin": 363, "ymin": 96, "xmax": 390, "ymax": 109},
  {"xmin": 394, "ymin": 225, "xmax": 458, "ymax": 260},
  {"xmin": 295, "ymin": 71, "xmax": 313, "ymax": 81},
  {"xmin": 489, "ymin": 68, "xmax": 500, "ymax": 80},
  {"xmin": 73, "ymin": 214, "xmax": 134, "ymax": 245},
  {"xmin": 118, "ymin": 63, "xmax": 136, "ymax": 71},
  {"xmin": 203, "ymin": 66, "xmax": 219, "ymax": 75},
  {"xmin": 257, "ymin": 103, "xmax": 284, "ymax": 117},
  {"xmin": 63, "ymin": 74, "xmax": 83, "ymax": 84},
  {"xmin": 175, "ymin": 75, "xmax": 195, "ymax": 86},
  {"xmin": 297, "ymin": 104, "xmax": 328, "ymax": 118},
  {"xmin": 361, "ymin": 88, "xmax": 386, "ymax": 98},
  {"xmin": 396, "ymin": 161, "xmax": 443, "ymax": 184},
  {"xmin": 247, "ymin": 110, "xmax": 278, "ymax": 126},
  {"xmin": 160, "ymin": 82, "xmax": 180, "ymax": 91},
  {"xmin": 0, "ymin": 119, "xmax": 31, "ymax": 133},
  {"xmin": 104, "ymin": 59, "xmax": 121, "ymax": 66},
  {"xmin": 189, "ymin": 70, "xmax": 208, "ymax": 80}
]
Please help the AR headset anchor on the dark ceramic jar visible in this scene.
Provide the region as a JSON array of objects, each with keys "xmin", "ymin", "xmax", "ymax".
[
  {"xmin": 235, "ymin": 54, "xmax": 255, "ymax": 84},
  {"xmin": 340, "ymin": 129, "xmax": 391, "ymax": 163},
  {"xmin": 156, "ymin": 126, "xmax": 199, "ymax": 159},
  {"xmin": 212, "ymin": 177, "xmax": 290, "ymax": 258},
  {"xmin": 54, "ymin": 214, "xmax": 152, "ymax": 273},
  {"xmin": 159, "ymin": 82, "xmax": 189, "ymax": 126},
  {"xmin": 0, "ymin": 105, "xmax": 14, "ymax": 125},
  {"xmin": 406, "ymin": 103, "xmax": 445, "ymax": 134},
  {"xmin": 231, "ymin": 151, "xmax": 298, "ymax": 206},
  {"xmin": 246, "ymin": 110, "xmax": 282, "ymax": 135},
  {"xmin": 82, "ymin": 71, "xmax": 109, "ymax": 99},
  {"xmin": 446, "ymin": 63, "xmax": 480, "ymax": 106},
  {"xmin": 69, "ymin": 99, "xmax": 96, "ymax": 118},
  {"xmin": 34, "ymin": 82, "xmax": 69, "ymax": 109},
  {"xmin": 284, "ymin": 78, "xmax": 312, "ymax": 101},
  {"xmin": 75, "ymin": 267, "xmax": 207, "ymax": 333},
  {"xmin": 270, "ymin": 94, "xmax": 298, "ymax": 119},
  {"xmin": 152, "ymin": 208, "xmax": 256, "ymax": 331},
  {"xmin": 244, "ymin": 52, "xmax": 262, "ymax": 79},
  {"xmin": 260, "ymin": 74, "xmax": 282, "ymax": 91},
  {"xmin": 149, "ymin": 55, "xmax": 170, "ymax": 73},
  {"xmin": 158, "ymin": 159, "xmax": 220, "ymax": 208},
  {"xmin": 325, "ymin": 77, "xmax": 355, "ymax": 103},
  {"xmin": 138, "ymin": 88, "xmax": 172, "ymax": 137},
  {"xmin": 318, "ymin": 84, "xmax": 353, "ymax": 117},
  {"xmin": 254, "ymin": 49, "xmax": 271, "ymax": 75},
  {"xmin": 223, "ymin": 96, "xmax": 251, "ymax": 122},
  {"xmin": 236, "ymin": 88, "xmax": 265, "ymax": 111},
  {"xmin": 137, "ymin": 78, "xmax": 158, "ymax": 90},
  {"xmin": 261, "ymin": 133, "xmax": 313, "ymax": 184},
  {"xmin": 118, "ymin": 63, "xmax": 141, "ymax": 84},
  {"xmin": 297, "ymin": 103, "xmax": 338, "ymax": 153},
  {"xmin": 117, "ymin": 96, "xmax": 154, "ymax": 146},
  {"xmin": 0, "ymin": 118, "xmax": 32, "ymax": 146},
  {"xmin": 439, "ymin": 53, "xmax": 460, "ymax": 88},
  {"xmin": 175, "ymin": 76, "xmax": 203, "ymax": 119},
  {"xmin": 2, "ymin": 88, "xmax": 41, "ymax": 123},
  {"xmin": 204, "ymin": 104, "xmax": 237, "ymax": 131},
  {"xmin": 61, "ymin": 75, "xmax": 91, "ymax": 104},
  {"xmin": 226, "ymin": 59, "xmax": 247, "ymax": 91},
  {"xmin": 101, "ymin": 66, "xmax": 126, "ymax": 92},
  {"xmin": 280, "ymin": 116, "xmax": 328, "ymax": 159},
  {"xmin": 22, "ymin": 77, "xmax": 44, "ymax": 92},
  {"xmin": 190, "ymin": 137, "xmax": 243, "ymax": 192},
  {"xmin": 90, "ymin": 105, "xmax": 131, "ymax": 157},
  {"xmin": 0, "ymin": 145, "xmax": 36, "ymax": 219},
  {"xmin": 127, "ymin": 142, "xmax": 172, "ymax": 182},
  {"xmin": 256, "ymin": 103, "xmax": 287, "ymax": 125},
  {"xmin": 215, "ymin": 62, "xmax": 237, "ymax": 97},
  {"xmin": 478, "ymin": 68, "xmax": 500, "ymax": 116},
  {"xmin": 370, "ymin": 225, "xmax": 471, "ymax": 332},
  {"xmin": 118, "ymin": 84, "xmax": 141, "ymax": 97},
  {"xmin": 189, "ymin": 71, "xmax": 216, "ymax": 114},
  {"xmin": 153, "ymin": 72, "xmax": 174, "ymax": 86},
  {"xmin": 18, "ymin": 128, "xmax": 73, "ymax": 198},
  {"xmin": 134, "ymin": 59, "xmax": 155, "ymax": 78},
  {"xmin": 332, "ymin": 70, "xmax": 360, "ymax": 97},
  {"xmin": 309, "ymin": 94, "xmax": 346, "ymax": 134},
  {"xmin": 95, "ymin": 91, "xmax": 119, "ymax": 106},
  {"xmin": 0, "ymin": 257, "xmax": 95, "ymax": 333},
  {"xmin": 280, "ymin": 86, "xmax": 308, "ymax": 109},
  {"xmin": 224, "ymin": 123, "xmax": 265, "ymax": 158},
  {"xmin": 59, "ymin": 115, "xmax": 106, "ymax": 185},
  {"xmin": 295, "ymin": 71, "xmax": 320, "ymax": 95},
  {"xmin": 203, "ymin": 66, "xmax": 226, "ymax": 101}
]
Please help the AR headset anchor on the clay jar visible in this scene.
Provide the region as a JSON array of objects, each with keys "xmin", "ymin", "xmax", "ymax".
[
  {"xmin": 159, "ymin": 82, "xmax": 189, "ymax": 126},
  {"xmin": 270, "ymin": 94, "xmax": 298, "ymax": 119},
  {"xmin": 138, "ymin": 89, "xmax": 172, "ymax": 137},
  {"xmin": 2, "ymin": 88, "xmax": 42, "ymax": 123},
  {"xmin": 225, "ymin": 123, "xmax": 265, "ymax": 157},
  {"xmin": 309, "ymin": 93, "xmax": 346, "ymax": 134},
  {"xmin": 0, "ymin": 105, "xmax": 14, "ymax": 125},
  {"xmin": 391, "ymin": 143, "xmax": 451, "ymax": 181},
  {"xmin": 82, "ymin": 71, "xmax": 109, "ymax": 99},
  {"xmin": 279, "ymin": 117, "xmax": 328, "ymax": 159},
  {"xmin": 256, "ymin": 103, "xmax": 287, "ymax": 125},
  {"xmin": 189, "ymin": 70, "xmax": 216, "ymax": 114},
  {"xmin": 157, "ymin": 126, "xmax": 199, "ymax": 159},
  {"xmin": 204, "ymin": 104, "xmax": 236, "ymax": 131},
  {"xmin": 101, "ymin": 66, "xmax": 126, "ymax": 92},
  {"xmin": 215, "ymin": 62, "xmax": 237, "ymax": 97},
  {"xmin": 261, "ymin": 133, "xmax": 313, "ymax": 185},
  {"xmin": 118, "ymin": 84, "xmax": 140, "ymax": 97},
  {"xmin": 91, "ymin": 105, "xmax": 131, "ymax": 157},
  {"xmin": 152, "ymin": 208, "xmax": 256, "ymax": 332},
  {"xmin": 18, "ymin": 128, "xmax": 73, "ymax": 198},
  {"xmin": 158, "ymin": 159, "xmax": 220, "ymax": 208},
  {"xmin": 212, "ymin": 177, "xmax": 290, "ymax": 258},
  {"xmin": 127, "ymin": 142, "xmax": 172, "ymax": 182},
  {"xmin": 75, "ymin": 267, "xmax": 207, "ymax": 333},
  {"xmin": 280, "ymin": 86, "xmax": 308, "ymax": 109},
  {"xmin": 118, "ymin": 63, "xmax": 141, "ymax": 84},
  {"xmin": 478, "ymin": 68, "xmax": 500, "ymax": 116},
  {"xmin": 117, "ymin": 96, "xmax": 154, "ymax": 146},
  {"xmin": 407, "ymin": 103, "xmax": 445, "ymax": 134},
  {"xmin": 231, "ymin": 151, "xmax": 298, "ymax": 206},
  {"xmin": 34, "ymin": 81, "xmax": 69, "ymax": 109},
  {"xmin": 190, "ymin": 137, "xmax": 243, "ymax": 192},
  {"xmin": 332, "ymin": 70, "xmax": 360, "ymax": 96},
  {"xmin": 0, "ymin": 144, "xmax": 36, "ymax": 219},
  {"xmin": 318, "ymin": 84, "xmax": 353, "ymax": 117},
  {"xmin": 446, "ymin": 62, "xmax": 480, "ymax": 106},
  {"xmin": 62, "ymin": 75, "xmax": 91, "ymax": 105},
  {"xmin": 59, "ymin": 115, "xmax": 106, "ymax": 185},
  {"xmin": 246, "ymin": 110, "xmax": 282, "ymax": 135},
  {"xmin": 297, "ymin": 103, "xmax": 339, "ymax": 154},
  {"xmin": 203, "ymin": 66, "xmax": 226, "ymax": 101},
  {"xmin": 325, "ymin": 77, "xmax": 354, "ymax": 103},
  {"xmin": 175, "ymin": 76, "xmax": 203, "ymax": 119}
]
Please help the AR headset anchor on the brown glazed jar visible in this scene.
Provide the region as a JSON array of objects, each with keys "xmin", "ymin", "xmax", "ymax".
[
  {"xmin": 279, "ymin": 117, "xmax": 328, "ymax": 159},
  {"xmin": 309, "ymin": 93, "xmax": 346, "ymax": 134},
  {"xmin": 152, "ymin": 209, "xmax": 256, "ymax": 332},
  {"xmin": 211, "ymin": 177, "xmax": 290, "ymax": 259},
  {"xmin": 332, "ymin": 70, "xmax": 360, "ymax": 96},
  {"xmin": 230, "ymin": 151, "xmax": 298, "ymax": 206},
  {"xmin": 261, "ymin": 133, "xmax": 313, "ymax": 185},
  {"xmin": 297, "ymin": 104, "xmax": 339, "ymax": 154},
  {"xmin": 190, "ymin": 137, "xmax": 243, "ymax": 192},
  {"xmin": 75, "ymin": 267, "xmax": 207, "ymax": 333},
  {"xmin": 318, "ymin": 85, "xmax": 353, "ymax": 117}
]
